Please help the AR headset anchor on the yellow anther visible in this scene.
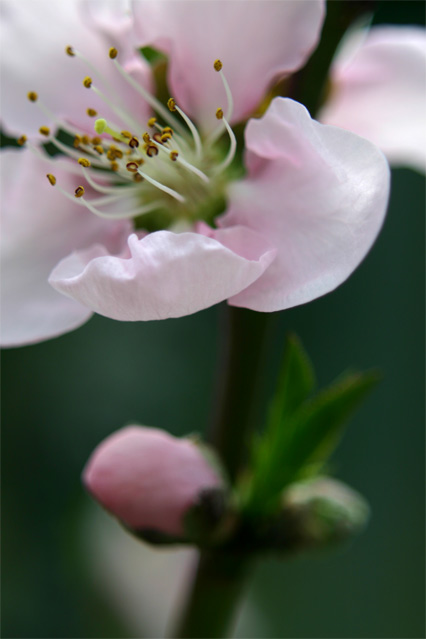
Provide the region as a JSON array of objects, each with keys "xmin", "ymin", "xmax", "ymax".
[
  {"xmin": 39, "ymin": 126, "xmax": 50, "ymax": 137},
  {"xmin": 135, "ymin": 158, "xmax": 144, "ymax": 166},
  {"xmin": 216, "ymin": 107, "xmax": 224, "ymax": 120},
  {"xmin": 73, "ymin": 135, "xmax": 82, "ymax": 148},
  {"xmin": 147, "ymin": 117, "xmax": 157, "ymax": 128},
  {"xmin": 94, "ymin": 145, "xmax": 104, "ymax": 155},
  {"xmin": 142, "ymin": 132, "xmax": 151, "ymax": 144},
  {"xmin": 153, "ymin": 132, "xmax": 162, "ymax": 144},
  {"xmin": 65, "ymin": 46, "xmax": 75, "ymax": 57},
  {"xmin": 87, "ymin": 108, "xmax": 98, "ymax": 117},
  {"xmin": 129, "ymin": 137, "xmax": 139, "ymax": 149},
  {"xmin": 83, "ymin": 76, "xmax": 92, "ymax": 88},
  {"xmin": 167, "ymin": 98, "xmax": 177, "ymax": 112},
  {"xmin": 162, "ymin": 126, "xmax": 173, "ymax": 135},
  {"xmin": 94, "ymin": 118, "xmax": 107, "ymax": 134},
  {"xmin": 146, "ymin": 144, "xmax": 159, "ymax": 157},
  {"xmin": 81, "ymin": 135, "xmax": 90, "ymax": 145},
  {"xmin": 161, "ymin": 133, "xmax": 172, "ymax": 143},
  {"xmin": 46, "ymin": 173, "xmax": 56, "ymax": 186},
  {"xmin": 91, "ymin": 136, "xmax": 102, "ymax": 145},
  {"xmin": 27, "ymin": 91, "xmax": 38, "ymax": 102},
  {"xmin": 78, "ymin": 158, "xmax": 91, "ymax": 168},
  {"xmin": 213, "ymin": 59, "xmax": 223, "ymax": 72},
  {"xmin": 170, "ymin": 150, "xmax": 179, "ymax": 162},
  {"xmin": 126, "ymin": 162, "xmax": 138, "ymax": 173},
  {"xmin": 121, "ymin": 130, "xmax": 132, "ymax": 139},
  {"xmin": 133, "ymin": 173, "xmax": 144, "ymax": 183},
  {"xmin": 74, "ymin": 186, "xmax": 85, "ymax": 198},
  {"xmin": 17, "ymin": 135, "xmax": 27, "ymax": 146},
  {"xmin": 110, "ymin": 161, "xmax": 119, "ymax": 171},
  {"xmin": 109, "ymin": 47, "xmax": 118, "ymax": 59},
  {"xmin": 107, "ymin": 147, "xmax": 123, "ymax": 161}
]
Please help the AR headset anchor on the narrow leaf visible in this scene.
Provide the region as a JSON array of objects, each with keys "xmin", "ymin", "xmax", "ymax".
[
  {"xmin": 269, "ymin": 333, "xmax": 316, "ymax": 426},
  {"xmin": 246, "ymin": 368, "xmax": 380, "ymax": 516},
  {"xmin": 277, "ymin": 370, "xmax": 381, "ymax": 488}
]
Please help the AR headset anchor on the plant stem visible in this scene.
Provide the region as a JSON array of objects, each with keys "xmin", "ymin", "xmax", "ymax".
[
  {"xmin": 208, "ymin": 305, "xmax": 275, "ymax": 483},
  {"xmin": 171, "ymin": 551, "xmax": 251, "ymax": 638},
  {"xmin": 170, "ymin": 307, "xmax": 276, "ymax": 638}
]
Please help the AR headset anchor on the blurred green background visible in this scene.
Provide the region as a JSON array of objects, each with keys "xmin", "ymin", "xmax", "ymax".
[{"xmin": 2, "ymin": 2, "xmax": 425, "ymax": 637}]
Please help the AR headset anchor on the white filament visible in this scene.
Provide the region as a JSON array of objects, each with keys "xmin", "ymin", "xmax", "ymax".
[
  {"xmin": 137, "ymin": 169, "xmax": 185, "ymax": 203},
  {"xmin": 91, "ymin": 84, "xmax": 140, "ymax": 132},
  {"xmin": 81, "ymin": 166, "xmax": 136, "ymax": 194},
  {"xmin": 175, "ymin": 105, "xmax": 203, "ymax": 160},
  {"xmin": 211, "ymin": 116, "xmax": 237, "ymax": 175},
  {"xmin": 112, "ymin": 58, "xmax": 187, "ymax": 137}
]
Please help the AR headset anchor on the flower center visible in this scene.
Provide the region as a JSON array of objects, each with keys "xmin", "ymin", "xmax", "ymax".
[{"xmin": 24, "ymin": 47, "xmax": 238, "ymax": 231}]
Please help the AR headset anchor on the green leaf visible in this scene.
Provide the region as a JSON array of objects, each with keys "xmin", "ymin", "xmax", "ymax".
[
  {"xmin": 269, "ymin": 333, "xmax": 316, "ymax": 426},
  {"xmin": 276, "ymin": 370, "xmax": 380, "ymax": 489},
  {"xmin": 246, "ymin": 334, "xmax": 316, "ymax": 513},
  {"xmin": 250, "ymin": 334, "xmax": 315, "ymax": 474},
  {"xmin": 245, "ymin": 349, "xmax": 380, "ymax": 517}
]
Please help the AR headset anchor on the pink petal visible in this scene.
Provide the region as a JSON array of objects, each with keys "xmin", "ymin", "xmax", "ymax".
[
  {"xmin": 83, "ymin": 425, "xmax": 223, "ymax": 536},
  {"xmin": 131, "ymin": 0, "xmax": 325, "ymax": 132},
  {"xmin": 0, "ymin": 149, "xmax": 131, "ymax": 346},
  {"xmin": 319, "ymin": 26, "xmax": 426, "ymax": 173},
  {"xmin": 0, "ymin": 0, "xmax": 153, "ymax": 138},
  {"xmin": 49, "ymin": 226, "xmax": 275, "ymax": 320},
  {"xmin": 219, "ymin": 98, "xmax": 390, "ymax": 312},
  {"xmin": 84, "ymin": 0, "xmax": 137, "ymax": 60}
]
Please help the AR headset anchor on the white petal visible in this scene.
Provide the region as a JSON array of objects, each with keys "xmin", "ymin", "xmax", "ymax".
[
  {"xmin": 219, "ymin": 98, "xmax": 390, "ymax": 311},
  {"xmin": 0, "ymin": 149, "xmax": 131, "ymax": 346},
  {"xmin": 49, "ymin": 226, "xmax": 275, "ymax": 320},
  {"xmin": 319, "ymin": 26, "xmax": 426, "ymax": 173},
  {"xmin": 0, "ymin": 0, "xmax": 152, "ymax": 138},
  {"xmin": 131, "ymin": 0, "xmax": 325, "ymax": 131}
]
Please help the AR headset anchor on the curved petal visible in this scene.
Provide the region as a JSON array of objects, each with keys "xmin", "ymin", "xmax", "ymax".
[
  {"xmin": 131, "ymin": 0, "xmax": 325, "ymax": 131},
  {"xmin": 319, "ymin": 26, "xmax": 426, "ymax": 173},
  {"xmin": 49, "ymin": 226, "xmax": 275, "ymax": 320},
  {"xmin": 0, "ymin": 149, "xmax": 131, "ymax": 347},
  {"xmin": 0, "ymin": 0, "xmax": 153, "ymax": 139},
  {"xmin": 219, "ymin": 98, "xmax": 390, "ymax": 312}
]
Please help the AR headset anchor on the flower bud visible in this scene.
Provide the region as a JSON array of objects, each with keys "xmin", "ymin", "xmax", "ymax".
[
  {"xmin": 83, "ymin": 426, "xmax": 224, "ymax": 537},
  {"xmin": 255, "ymin": 477, "xmax": 370, "ymax": 553},
  {"xmin": 281, "ymin": 477, "xmax": 370, "ymax": 548}
]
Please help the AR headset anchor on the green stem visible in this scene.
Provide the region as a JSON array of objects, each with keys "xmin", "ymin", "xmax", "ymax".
[
  {"xmin": 169, "ymin": 307, "xmax": 276, "ymax": 639},
  {"xmin": 171, "ymin": 552, "xmax": 251, "ymax": 639},
  {"xmin": 207, "ymin": 305, "xmax": 276, "ymax": 483}
]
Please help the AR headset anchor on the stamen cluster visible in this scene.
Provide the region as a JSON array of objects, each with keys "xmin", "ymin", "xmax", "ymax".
[{"xmin": 21, "ymin": 48, "xmax": 238, "ymax": 228}]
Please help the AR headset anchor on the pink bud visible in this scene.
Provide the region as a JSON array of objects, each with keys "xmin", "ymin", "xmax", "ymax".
[{"xmin": 83, "ymin": 426, "xmax": 223, "ymax": 537}]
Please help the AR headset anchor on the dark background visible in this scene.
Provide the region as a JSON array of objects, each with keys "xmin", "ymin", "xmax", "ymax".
[{"xmin": 2, "ymin": 2, "xmax": 425, "ymax": 637}]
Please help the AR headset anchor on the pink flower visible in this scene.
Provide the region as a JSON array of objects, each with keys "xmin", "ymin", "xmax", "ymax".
[
  {"xmin": 0, "ymin": 0, "xmax": 395, "ymax": 347},
  {"xmin": 319, "ymin": 25, "xmax": 426, "ymax": 173},
  {"xmin": 83, "ymin": 425, "xmax": 223, "ymax": 536}
]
